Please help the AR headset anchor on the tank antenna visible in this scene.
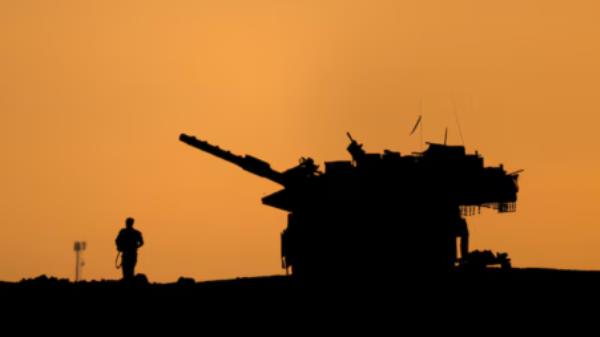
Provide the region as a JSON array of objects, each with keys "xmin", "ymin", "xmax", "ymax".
[
  {"xmin": 410, "ymin": 105, "xmax": 424, "ymax": 151},
  {"xmin": 410, "ymin": 115, "xmax": 422, "ymax": 136},
  {"xmin": 420, "ymin": 100, "xmax": 425, "ymax": 150},
  {"xmin": 444, "ymin": 127, "xmax": 448, "ymax": 145}
]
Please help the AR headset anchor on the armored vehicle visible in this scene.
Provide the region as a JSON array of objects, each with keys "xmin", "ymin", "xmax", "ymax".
[{"xmin": 180, "ymin": 133, "xmax": 519, "ymax": 278}]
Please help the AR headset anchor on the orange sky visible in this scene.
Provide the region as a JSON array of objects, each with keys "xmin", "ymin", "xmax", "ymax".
[{"xmin": 1, "ymin": 0, "xmax": 599, "ymax": 282}]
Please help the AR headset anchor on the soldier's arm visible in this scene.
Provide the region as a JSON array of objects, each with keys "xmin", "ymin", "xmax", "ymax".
[
  {"xmin": 138, "ymin": 232, "xmax": 144, "ymax": 248},
  {"xmin": 115, "ymin": 230, "xmax": 123, "ymax": 251}
]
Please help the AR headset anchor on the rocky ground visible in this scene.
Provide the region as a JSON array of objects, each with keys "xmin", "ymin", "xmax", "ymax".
[{"xmin": 2, "ymin": 268, "xmax": 599, "ymax": 328}]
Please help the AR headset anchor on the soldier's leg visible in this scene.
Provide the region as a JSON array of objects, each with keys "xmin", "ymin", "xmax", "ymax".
[
  {"xmin": 122, "ymin": 254, "xmax": 134, "ymax": 279},
  {"xmin": 458, "ymin": 219, "xmax": 470, "ymax": 260},
  {"xmin": 460, "ymin": 232, "xmax": 470, "ymax": 260},
  {"xmin": 131, "ymin": 254, "xmax": 137, "ymax": 278}
]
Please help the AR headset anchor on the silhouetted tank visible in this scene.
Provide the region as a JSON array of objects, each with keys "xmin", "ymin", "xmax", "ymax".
[{"xmin": 180, "ymin": 133, "xmax": 520, "ymax": 278}]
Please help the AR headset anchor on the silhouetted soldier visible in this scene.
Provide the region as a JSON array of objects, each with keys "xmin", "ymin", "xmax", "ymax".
[
  {"xmin": 456, "ymin": 214, "xmax": 470, "ymax": 263},
  {"xmin": 448, "ymin": 210, "xmax": 470, "ymax": 267},
  {"xmin": 115, "ymin": 217, "xmax": 144, "ymax": 280}
]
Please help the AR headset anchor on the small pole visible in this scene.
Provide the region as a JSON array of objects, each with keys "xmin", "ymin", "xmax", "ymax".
[{"xmin": 74, "ymin": 241, "xmax": 86, "ymax": 282}]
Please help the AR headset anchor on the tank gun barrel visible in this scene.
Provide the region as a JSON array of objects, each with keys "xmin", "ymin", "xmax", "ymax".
[{"xmin": 179, "ymin": 133, "xmax": 286, "ymax": 185}]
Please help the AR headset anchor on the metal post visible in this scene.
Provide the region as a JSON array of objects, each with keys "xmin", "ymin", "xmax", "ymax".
[{"xmin": 74, "ymin": 241, "xmax": 86, "ymax": 282}]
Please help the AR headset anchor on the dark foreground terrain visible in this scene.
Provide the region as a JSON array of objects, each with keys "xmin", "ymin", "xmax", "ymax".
[{"xmin": 2, "ymin": 268, "xmax": 599, "ymax": 328}]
